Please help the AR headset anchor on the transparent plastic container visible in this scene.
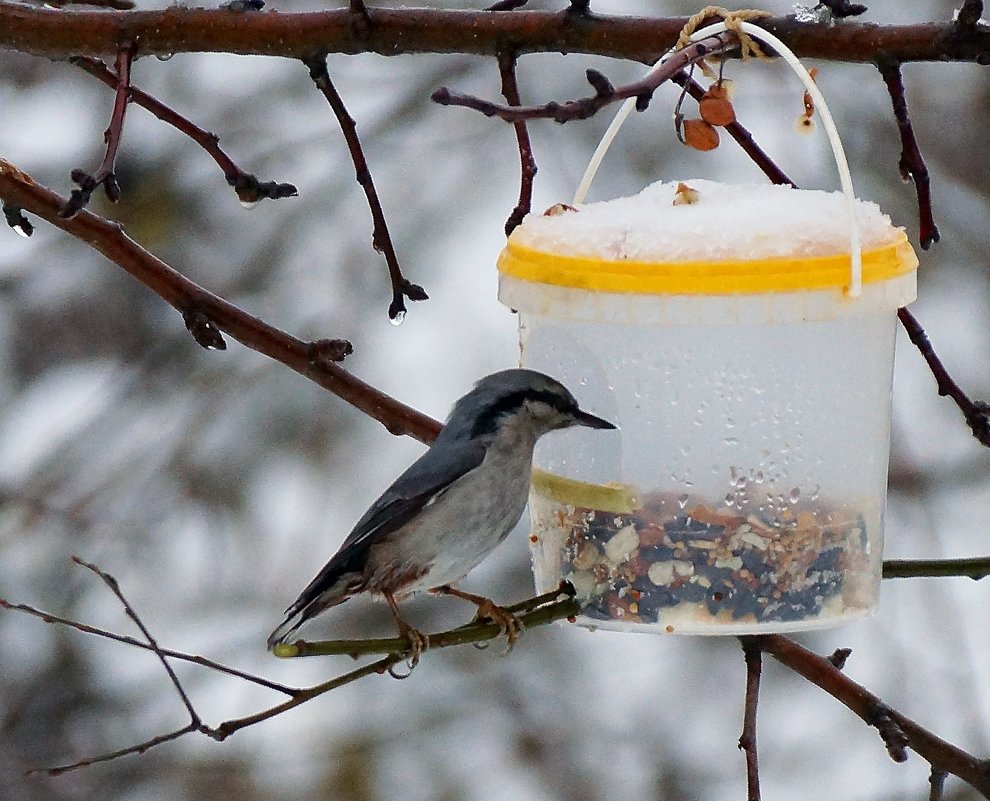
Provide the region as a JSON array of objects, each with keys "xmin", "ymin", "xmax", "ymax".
[{"xmin": 498, "ymin": 179, "xmax": 918, "ymax": 634}]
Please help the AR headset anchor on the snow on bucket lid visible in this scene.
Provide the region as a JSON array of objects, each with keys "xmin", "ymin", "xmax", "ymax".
[{"xmin": 499, "ymin": 179, "xmax": 918, "ymax": 295}]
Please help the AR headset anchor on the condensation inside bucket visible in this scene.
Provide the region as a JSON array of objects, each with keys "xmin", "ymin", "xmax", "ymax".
[{"xmin": 523, "ymin": 310, "xmax": 893, "ymax": 634}]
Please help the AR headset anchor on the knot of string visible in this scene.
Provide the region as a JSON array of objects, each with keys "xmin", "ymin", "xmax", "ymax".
[{"xmin": 676, "ymin": 6, "xmax": 774, "ymax": 65}]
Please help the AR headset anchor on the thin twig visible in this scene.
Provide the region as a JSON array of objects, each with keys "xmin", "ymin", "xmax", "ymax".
[
  {"xmin": 0, "ymin": 598, "xmax": 298, "ymax": 695},
  {"xmin": 754, "ymin": 635, "xmax": 990, "ymax": 796},
  {"xmin": 6, "ymin": 580, "xmax": 578, "ymax": 762},
  {"xmin": 61, "ymin": 43, "xmax": 136, "ymax": 218},
  {"xmin": 497, "ymin": 53, "xmax": 538, "ymax": 235},
  {"xmin": 738, "ymin": 637, "xmax": 763, "ymax": 801},
  {"xmin": 877, "ymin": 60, "xmax": 940, "ymax": 249},
  {"xmin": 882, "ymin": 556, "xmax": 990, "ymax": 580},
  {"xmin": 433, "ymin": 34, "xmax": 737, "ymax": 124},
  {"xmin": 304, "ymin": 54, "xmax": 428, "ymax": 321},
  {"xmin": 29, "ymin": 722, "xmax": 202, "ymax": 776},
  {"xmin": 897, "ymin": 307, "xmax": 990, "ymax": 447},
  {"xmin": 0, "ymin": 159, "xmax": 442, "ymax": 444},
  {"xmin": 205, "ymin": 654, "xmax": 406, "ymax": 740},
  {"xmin": 71, "ymin": 557, "xmax": 200, "ymax": 722},
  {"xmin": 24, "ymin": 557, "xmax": 205, "ymax": 775},
  {"xmin": 71, "ymin": 56, "xmax": 297, "ymax": 207}
]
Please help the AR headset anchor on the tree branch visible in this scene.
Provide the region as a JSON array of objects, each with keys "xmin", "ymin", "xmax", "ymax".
[
  {"xmin": 433, "ymin": 34, "xmax": 735, "ymax": 123},
  {"xmin": 30, "ymin": 722, "xmax": 202, "ymax": 776},
  {"xmin": 897, "ymin": 307, "xmax": 990, "ymax": 447},
  {"xmin": 755, "ymin": 635, "xmax": 990, "ymax": 796},
  {"xmin": 304, "ymin": 54, "xmax": 428, "ymax": 321},
  {"xmin": 0, "ymin": 159, "xmax": 442, "ymax": 444},
  {"xmin": 23, "ymin": 557, "xmax": 204, "ymax": 776},
  {"xmin": 3, "ymin": 7, "xmax": 989, "ymax": 64},
  {"xmin": 70, "ymin": 56, "xmax": 297, "ymax": 206},
  {"xmin": 60, "ymin": 43, "xmax": 136, "ymax": 218},
  {"xmin": 497, "ymin": 52, "xmax": 537, "ymax": 235},
  {"xmin": 877, "ymin": 59, "xmax": 939, "ymax": 249},
  {"xmin": 274, "ymin": 585, "xmax": 579, "ymax": 658},
  {"xmin": 2, "ymin": 565, "xmax": 580, "ymax": 765},
  {"xmin": 0, "ymin": 597, "xmax": 299, "ymax": 695},
  {"xmin": 738, "ymin": 637, "xmax": 763, "ymax": 801},
  {"xmin": 882, "ymin": 556, "xmax": 990, "ymax": 580},
  {"xmin": 72, "ymin": 557, "xmax": 199, "ymax": 721}
]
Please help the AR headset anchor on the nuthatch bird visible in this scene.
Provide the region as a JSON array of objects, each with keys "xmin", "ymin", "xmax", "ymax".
[{"xmin": 267, "ymin": 368, "xmax": 615, "ymax": 650}]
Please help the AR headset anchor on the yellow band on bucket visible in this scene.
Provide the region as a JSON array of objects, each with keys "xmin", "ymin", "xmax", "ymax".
[{"xmin": 499, "ymin": 231, "xmax": 918, "ymax": 295}]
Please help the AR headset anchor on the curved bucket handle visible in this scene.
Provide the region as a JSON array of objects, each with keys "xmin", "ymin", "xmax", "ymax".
[{"xmin": 574, "ymin": 21, "xmax": 863, "ymax": 297}]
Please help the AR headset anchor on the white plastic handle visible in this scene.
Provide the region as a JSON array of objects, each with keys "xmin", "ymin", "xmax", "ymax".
[{"xmin": 574, "ymin": 20, "xmax": 863, "ymax": 297}]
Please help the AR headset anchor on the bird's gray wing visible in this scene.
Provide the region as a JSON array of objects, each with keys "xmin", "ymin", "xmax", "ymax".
[
  {"xmin": 269, "ymin": 439, "xmax": 487, "ymax": 646},
  {"xmin": 336, "ymin": 437, "xmax": 487, "ymax": 555}
]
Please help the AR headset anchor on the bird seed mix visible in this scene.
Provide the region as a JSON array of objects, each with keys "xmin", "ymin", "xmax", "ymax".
[{"xmin": 533, "ymin": 492, "xmax": 876, "ymax": 629}]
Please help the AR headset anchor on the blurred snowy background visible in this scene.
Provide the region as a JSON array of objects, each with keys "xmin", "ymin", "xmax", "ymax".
[{"xmin": 1, "ymin": 1, "xmax": 989, "ymax": 799}]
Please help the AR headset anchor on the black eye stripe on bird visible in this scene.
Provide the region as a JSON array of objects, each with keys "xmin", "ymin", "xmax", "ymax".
[
  {"xmin": 468, "ymin": 388, "xmax": 579, "ymax": 438},
  {"xmin": 267, "ymin": 368, "xmax": 615, "ymax": 651}
]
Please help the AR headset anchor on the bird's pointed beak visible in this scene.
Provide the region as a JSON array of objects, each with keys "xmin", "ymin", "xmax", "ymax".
[{"xmin": 574, "ymin": 408, "xmax": 617, "ymax": 430}]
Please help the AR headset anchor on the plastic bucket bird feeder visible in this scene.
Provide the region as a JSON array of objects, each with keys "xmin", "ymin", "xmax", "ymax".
[{"xmin": 497, "ymin": 22, "xmax": 919, "ymax": 634}]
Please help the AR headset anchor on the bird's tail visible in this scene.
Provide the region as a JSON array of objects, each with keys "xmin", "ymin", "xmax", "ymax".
[
  {"xmin": 266, "ymin": 570, "xmax": 362, "ymax": 649},
  {"xmin": 267, "ymin": 615, "xmax": 306, "ymax": 650}
]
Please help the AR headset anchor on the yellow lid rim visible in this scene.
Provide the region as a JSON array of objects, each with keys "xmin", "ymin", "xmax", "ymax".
[{"xmin": 499, "ymin": 231, "xmax": 918, "ymax": 295}]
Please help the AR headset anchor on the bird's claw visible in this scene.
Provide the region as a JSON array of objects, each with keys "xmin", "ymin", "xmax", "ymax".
[
  {"xmin": 386, "ymin": 627, "xmax": 429, "ymax": 678},
  {"xmin": 474, "ymin": 600, "xmax": 524, "ymax": 654},
  {"xmin": 405, "ymin": 627, "xmax": 430, "ymax": 667}
]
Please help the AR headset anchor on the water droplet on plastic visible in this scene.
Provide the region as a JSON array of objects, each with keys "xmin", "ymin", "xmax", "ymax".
[
  {"xmin": 753, "ymin": 470, "xmax": 765, "ymax": 483},
  {"xmin": 724, "ymin": 437, "xmax": 739, "ymax": 447},
  {"xmin": 13, "ymin": 224, "xmax": 30, "ymax": 238},
  {"xmin": 734, "ymin": 476, "xmax": 748, "ymax": 489},
  {"xmin": 725, "ymin": 417, "xmax": 736, "ymax": 429},
  {"xmin": 724, "ymin": 493, "xmax": 735, "ymax": 506},
  {"xmin": 390, "ymin": 309, "xmax": 406, "ymax": 326},
  {"xmin": 677, "ymin": 493, "xmax": 689, "ymax": 509},
  {"xmin": 239, "ymin": 199, "xmax": 259, "ymax": 210},
  {"xmin": 788, "ymin": 487, "xmax": 801, "ymax": 504},
  {"xmin": 810, "ymin": 484, "xmax": 821, "ymax": 501},
  {"xmin": 156, "ymin": 52, "xmax": 175, "ymax": 61}
]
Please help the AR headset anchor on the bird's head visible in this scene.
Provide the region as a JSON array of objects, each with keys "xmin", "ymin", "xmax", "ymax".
[{"xmin": 442, "ymin": 368, "xmax": 616, "ymax": 443}]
